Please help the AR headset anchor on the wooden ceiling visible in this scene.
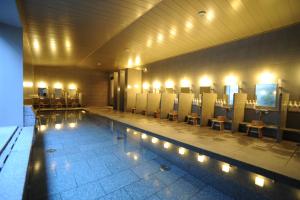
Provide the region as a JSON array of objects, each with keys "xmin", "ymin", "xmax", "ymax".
[{"xmin": 19, "ymin": 0, "xmax": 300, "ymax": 71}]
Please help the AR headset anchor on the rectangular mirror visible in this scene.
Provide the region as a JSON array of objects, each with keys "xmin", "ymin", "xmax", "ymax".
[
  {"xmin": 225, "ymin": 84, "xmax": 239, "ymax": 105},
  {"xmin": 38, "ymin": 88, "xmax": 48, "ymax": 97},
  {"xmin": 68, "ymin": 89, "xmax": 77, "ymax": 98},
  {"xmin": 255, "ymin": 84, "xmax": 277, "ymax": 107},
  {"xmin": 54, "ymin": 89, "xmax": 63, "ymax": 98}
]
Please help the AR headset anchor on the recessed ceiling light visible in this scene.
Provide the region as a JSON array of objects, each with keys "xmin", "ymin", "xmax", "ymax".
[
  {"xmin": 124, "ymin": 48, "xmax": 130, "ymax": 52},
  {"xmin": 198, "ymin": 10, "xmax": 206, "ymax": 17},
  {"xmin": 97, "ymin": 62, "xmax": 101, "ymax": 66}
]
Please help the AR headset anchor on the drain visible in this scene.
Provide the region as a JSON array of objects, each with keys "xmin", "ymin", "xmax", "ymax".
[
  {"xmin": 46, "ymin": 148, "xmax": 56, "ymax": 153},
  {"xmin": 160, "ymin": 164, "xmax": 171, "ymax": 171},
  {"xmin": 117, "ymin": 136, "xmax": 124, "ymax": 140}
]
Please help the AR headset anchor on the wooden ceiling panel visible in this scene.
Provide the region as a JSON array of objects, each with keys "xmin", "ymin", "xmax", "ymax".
[{"xmin": 19, "ymin": 0, "xmax": 300, "ymax": 70}]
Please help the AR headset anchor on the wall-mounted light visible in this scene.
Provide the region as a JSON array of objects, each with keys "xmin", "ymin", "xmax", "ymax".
[
  {"xmin": 180, "ymin": 79, "xmax": 191, "ymax": 88},
  {"xmin": 165, "ymin": 80, "xmax": 174, "ymax": 89},
  {"xmin": 53, "ymin": 82, "xmax": 63, "ymax": 89},
  {"xmin": 143, "ymin": 82, "xmax": 150, "ymax": 90},
  {"xmin": 50, "ymin": 38, "xmax": 57, "ymax": 53},
  {"xmin": 37, "ymin": 81, "xmax": 47, "ymax": 88},
  {"xmin": 146, "ymin": 38, "xmax": 153, "ymax": 48},
  {"xmin": 134, "ymin": 84, "xmax": 139, "ymax": 89},
  {"xmin": 255, "ymin": 176, "xmax": 265, "ymax": 187},
  {"xmin": 257, "ymin": 71, "xmax": 276, "ymax": 84},
  {"xmin": 23, "ymin": 81, "xmax": 33, "ymax": 88},
  {"xmin": 68, "ymin": 83, "xmax": 77, "ymax": 90},
  {"xmin": 199, "ymin": 76, "xmax": 212, "ymax": 87},
  {"xmin": 153, "ymin": 81, "xmax": 161, "ymax": 90},
  {"xmin": 224, "ymin": 75, "xmax": 238, "ymax": 86}
]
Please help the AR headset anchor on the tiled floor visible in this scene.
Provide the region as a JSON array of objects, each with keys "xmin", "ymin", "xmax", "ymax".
[
  {"xmin": 86, "ymin": 107, "xmax": 300, "ymax": 182},
  {"xmin": 27, "ymin": 111, "xmax": 233, "ymax": 200}
]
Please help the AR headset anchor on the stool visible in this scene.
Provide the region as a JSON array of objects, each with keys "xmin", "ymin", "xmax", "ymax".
[
  {"xmin": 211, "ymin": 116, "xmax": 226, "ymax": 131},
  {"xmin": 247, "ymin": 120, "xmax": 264, "ymax": 138}
]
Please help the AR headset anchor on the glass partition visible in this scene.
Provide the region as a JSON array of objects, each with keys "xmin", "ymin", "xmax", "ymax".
[
  {"xmin": 225, "ymin": 84, "xmax": 238, "ymax": 105},
  {"xmin": 255, "ymin": 84, "xmax": 277, "ymax": 107}
]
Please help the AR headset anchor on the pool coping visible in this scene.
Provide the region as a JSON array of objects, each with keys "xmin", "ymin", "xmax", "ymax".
[{"xmin": 86, "ymin": 108, "xmax": 300, "ymax": 189}]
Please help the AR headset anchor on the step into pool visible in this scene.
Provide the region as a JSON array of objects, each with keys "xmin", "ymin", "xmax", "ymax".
[{"xmin": 26, "ymin": 110, "xmax": 300, "ymax": 200}]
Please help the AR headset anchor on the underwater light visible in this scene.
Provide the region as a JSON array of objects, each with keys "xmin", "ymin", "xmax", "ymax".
[
  {"xmin": 197, "ymin": 154, "xmax": 206, "ymax": 163},
  {"xmin": 222, "ymin": 163, "xmax": 230, "ymax": 173},
  {"xmin": 141, "ymin": 134, "xmax": 148, "ymax": 139},
  {"xmin": 152, "ymin": 137, "xmax": 158, "ymax": 144},
  {"xmin": 133, "ymin": 131, "xmax": 138, "ymax": 135},
  {"xmin": 178, "ymin": 147, "xmax": 186, "ymax": 155},
  {"xmin": 255, "ymin": 176, "xmax": 265, "ymax": 187},
  {"xmin": 133, "ymin": 155, "xmax": 139, "ymax": 160},
  {"xmin": 126, "ymin": 128, "xmax": 131, "ymax": 133},
  {"xmin": 163, "ymin": 142, "xmax": 171, "ymax": 149}
]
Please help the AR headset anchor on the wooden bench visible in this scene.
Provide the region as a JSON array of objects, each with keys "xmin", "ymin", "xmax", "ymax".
[
  {"xmin": 211, "ymin": 116, "xmax": 226, "ymax": 131},
  {"xmin": 247, "ymin": 120, "xmax": 264, "ymax": 138}
]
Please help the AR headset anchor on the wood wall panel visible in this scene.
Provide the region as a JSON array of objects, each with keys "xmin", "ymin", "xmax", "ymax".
[
  {"xmin": 160, "ymin": 93, "xmax": 176, "ymax": 119},
  {"xmin": 201, "ymin": 93, "xmax": 217, "ymax": 126},
  {"xmin": 146, "ymin": 93, "xmax": 161, "ymax": 115},
  {"xmin": 178, "ymin": 93, "xmax": 194, "ymax": 122},
  {"xmin": 232, "ymin": 93, "xmax": 247, "ymax": 132}
]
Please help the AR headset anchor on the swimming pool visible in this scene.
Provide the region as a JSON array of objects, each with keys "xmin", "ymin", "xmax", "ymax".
[{"xmin": 26, "ymin": 110, "xmax": 300, "ymax": 200}]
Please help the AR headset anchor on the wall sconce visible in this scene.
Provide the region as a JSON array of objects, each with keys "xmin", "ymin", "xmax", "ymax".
[
  {"xmin": 23, "ymin": 81, "xmax": 33, "ymax": 88},
  {"xmin": 224, "ymin": 75, "xmax": 238, "ymax": 86},
  {"xmin": 54, "ymin": 82, "xmax": 63, "ymax": 89},
  {"xmin": 143, "ymin": 82, "xmax": 150, "ymax": 90},
  {"xmin": 37, "ymin": 81, "xmax": 47, "ymax": 88},
  {"xmin": 68, "ymin": 83, "xmax": 77, "ymax": 90},
  {"xmin": 153, "ymin": 81, "xmax": 161, "ymax": 90},
  {"xmin": 165, "ymin": 80, "xmax": 174, "ymax": 89},
  {"xmin": 199, "ymin": 75, "xmax": 213, "ymax": 87},
  {"xmin": 180, "ymin": 79, "xmax": 191, "ymax": 88},
  {"xmin": 257, "ymin": 71, "xmax": 276, "ymax": 84}
]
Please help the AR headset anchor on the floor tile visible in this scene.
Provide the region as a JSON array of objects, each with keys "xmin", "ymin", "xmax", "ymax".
[
  {"xmin": 98, "ymin": 188, "xmax": 132, "ymax": 200},
  {"xmin": 99, "ymin": 169, "xmax": 139, "ymax": 193},
  {"xmin": 190, "ymin": 186, "xmax": 233, "ymax": 200},
  {"xmin": 132, "ymin": 160, "xmax": 161, "ymax": 178},
  {"xmin": 61, "ymin": 181, "xmax": 105, "ymax": 200},
  {"xmin": 125, "ymin": 175, "xmax": 166, "ymax": 200}
]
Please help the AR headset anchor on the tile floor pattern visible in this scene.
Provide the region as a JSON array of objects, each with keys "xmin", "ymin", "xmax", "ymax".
[
  {"xmin": 86, "ymin": 107, "xmax": 300, "ymax": 182},
  {"xmin": 27, "ymin": 115, "xmax": 233, "ymax": 200}
]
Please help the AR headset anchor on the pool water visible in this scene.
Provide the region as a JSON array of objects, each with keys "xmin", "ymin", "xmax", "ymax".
[{"xmin": 26, "ymin": 111, "xmax": 300, "ymax": 200}]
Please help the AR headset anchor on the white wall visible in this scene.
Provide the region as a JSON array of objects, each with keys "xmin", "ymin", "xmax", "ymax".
[{"xmin": 0, "ymin": 23, "xmax": 23, "ymax": 126}]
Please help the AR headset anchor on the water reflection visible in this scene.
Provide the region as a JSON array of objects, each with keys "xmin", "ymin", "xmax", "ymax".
[{"xmin": 37, "ymin": 110, "xmax": 82, "ymax": 131}]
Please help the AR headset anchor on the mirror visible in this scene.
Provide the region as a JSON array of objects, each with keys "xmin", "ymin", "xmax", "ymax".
[
  {"xmin": 200, "ymin": 86, "xmax": 211, "ymax": 94},
  {"xmin": 38, "ymin": 88, "xmax": 48, "ymax": 97},
  {"xmin": 54, "ymin": 88, "xmax": 63, "ymax": 98},
  {"xmin": 225, "ymin": 84, "xmax": 239, "ymax": 105},
  {"xmin": 68, "ymin": 89, "xmax": 77, "ymax": 98},
  {"xmin": 255, "ymin": 84, "xmax": 277, "ymax": 107}
]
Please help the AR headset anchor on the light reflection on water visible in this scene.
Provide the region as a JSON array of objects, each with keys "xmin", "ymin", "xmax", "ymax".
[{"xmin": 36, "ymin": 111, "xmax": 300, "ymax": 200}]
